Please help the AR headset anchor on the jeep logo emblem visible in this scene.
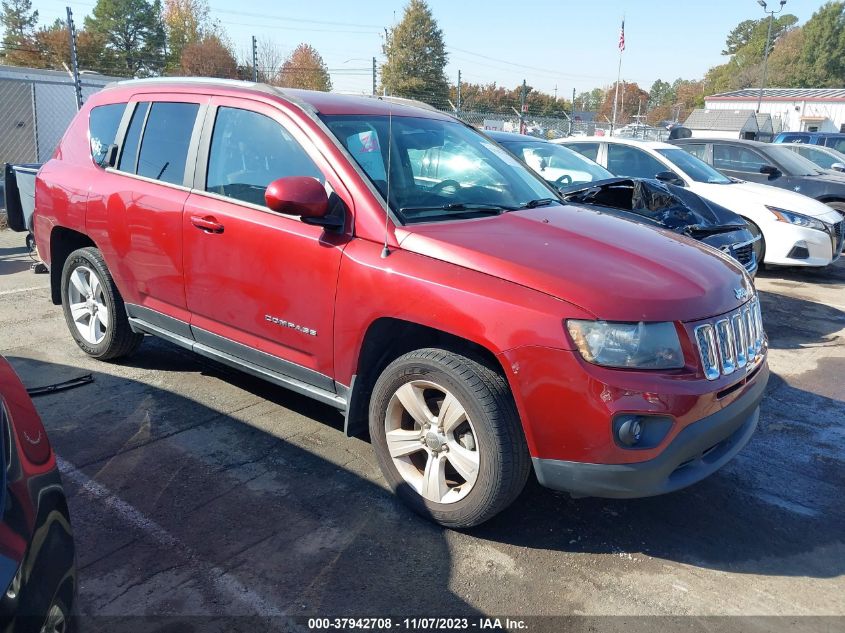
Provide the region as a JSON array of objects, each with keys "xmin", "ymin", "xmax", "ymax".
[{"xmin": 734, "ymin": 287, "xmax": 748, "ymax": 300}]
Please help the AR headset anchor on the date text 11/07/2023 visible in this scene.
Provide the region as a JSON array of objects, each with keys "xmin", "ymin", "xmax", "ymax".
[{"xmin": 307, "ymin": 617, "xmax": 529, "ymax": 630}]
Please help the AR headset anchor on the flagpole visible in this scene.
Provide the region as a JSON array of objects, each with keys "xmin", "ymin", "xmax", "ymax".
[{"xmin": 611, "ymin": 16, "xmax": 624, "ymax": 136}]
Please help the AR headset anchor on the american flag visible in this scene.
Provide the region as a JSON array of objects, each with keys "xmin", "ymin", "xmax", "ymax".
[{"xmin": 618, "ymin": 19, "xmax": 626, "ymax": 52}]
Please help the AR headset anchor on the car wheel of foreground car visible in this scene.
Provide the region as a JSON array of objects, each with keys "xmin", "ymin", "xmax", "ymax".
[
  {"xmin": 40, "ymin": 599, "xmax": 68, "ymax": 633},
  {"xmin": 61, "ymin": 247, "xmax": 143, "ymax": 360},
  {"xmin": 369, "ymin": 348, "xmax": 530, "ymax": 528},
  {"xmin": 746, "ymin": 220, "xmax": 766, "ymax": 268}
]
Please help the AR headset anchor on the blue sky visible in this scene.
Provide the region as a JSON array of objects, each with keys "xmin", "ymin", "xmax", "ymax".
[{"xmin": 38, "ymin": 0, "xmax": 829, "ymax": 96}]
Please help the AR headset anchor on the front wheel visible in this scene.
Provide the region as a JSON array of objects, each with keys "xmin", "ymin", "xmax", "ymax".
[
  {"xmin": 61, "ymin": 247, "xmax": 143, "ymax": 360},
  {"xmin": 369, "ymin": 349, "xmax": 530, "ymax": 528}
]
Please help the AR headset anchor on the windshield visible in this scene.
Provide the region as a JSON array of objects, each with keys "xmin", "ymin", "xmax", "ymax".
[
  {"xmin": 321, "ymin": 115, "xmax": 561, "ymax": 224},
  {"xmin": 765, "ymin": 145, "xmax": 825, "ymax": 176},
  {"xmin": 657, "ymin": 148, "xmax": 732, "ymax": 184},
  {"xmin": 500, "ymin": 140, "xmax": 613, "ymax": 187}
]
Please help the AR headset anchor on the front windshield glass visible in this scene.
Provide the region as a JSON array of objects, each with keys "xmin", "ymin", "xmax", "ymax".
[
  {"xmin": 765, "ymin": 145, "xmax": 825, "ymax": 176},
  {"xmin": 501, "ymin": 140, "xmax": 614, "ymax": 187},
  {"xmin": 656, "ymin": 148, "xmax": 732, "ymax": 184},
  {"xmin": 320, "ymin": 115, "xmax": 560, "ymax": 223}
]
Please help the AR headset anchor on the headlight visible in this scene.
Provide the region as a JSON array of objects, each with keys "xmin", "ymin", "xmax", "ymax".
[
  {"xmin": 566, "ymin": 320, "xmax": 685, "ymax": 369},
  {"xmin": 766, "ymin": 206, "xmax": 827, "ymax": 232}
]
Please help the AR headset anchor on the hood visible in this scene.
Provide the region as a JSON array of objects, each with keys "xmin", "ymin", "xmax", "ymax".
[
  {"xmin": 696, "ymin": 180, "xmax": 841, "ymax": 221},
  {"xmin": 564, "ymin": 178, "xmax": 746, "ymax": 234},
  {"xmin": 397, "ymin": 204, "xmax": 751, "ymax": 323}
]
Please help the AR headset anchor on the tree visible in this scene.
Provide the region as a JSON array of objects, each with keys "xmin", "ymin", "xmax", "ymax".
[
  {"xmin": 723, "ymin": 14, "xmax": 798, "ymax": 59},
  {"xmin": 598, "ymin": 82, "xmax": 649, "ymax": 125},
  {"xmin": 799, "ymin": 1, "xmax": 845, "ymax": 87},
  {"xmin": 84, "ymin": 0, "xmax": 165, "ymax": 76},
  {"xmin": 163, "ymin": 0, "xmax": 216, "ymax": 72},
  {"xmin": 380, "ymin": 0, "xmax": 449, "ymax": 108},
  {"xmin": 648, "ymin": 79, "xmax": 674, "ymax": 109},
  {"xmin": 35, "ymin": 19, "xmax": 106, "ymax": 72},
  {"xmin": 278, "ymin": 43, "xmax": 331, "ymax": 91},
  {"xmin": 180, "ymin": 33, "xmax": 237, "ymax": 78},
  {"xmin": 767, "ymin": 26, "xmax": 806, "ymax": 87},
  {"xmin": 1, "ymin": 0, "xmax": 38, "ymax": 65}
]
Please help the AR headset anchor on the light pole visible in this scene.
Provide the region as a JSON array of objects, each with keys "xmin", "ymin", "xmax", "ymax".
[{"xmin": 756, "ymin": 0, "xmax": 787, "ymax": 113}]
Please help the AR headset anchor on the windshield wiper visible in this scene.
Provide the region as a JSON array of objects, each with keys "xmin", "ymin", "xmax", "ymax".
[
  {"xmin": 519, "ymin": 198, "xmax": 557, "ymax": 209},
  {"xmin": 398, "ymin": 202, "xmax": 514, "ymax": 214}
]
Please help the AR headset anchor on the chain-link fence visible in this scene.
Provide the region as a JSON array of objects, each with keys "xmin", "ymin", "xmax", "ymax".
[{"xmin": 0, "ymin": 67, "xmax": 117, "ymax": 167}]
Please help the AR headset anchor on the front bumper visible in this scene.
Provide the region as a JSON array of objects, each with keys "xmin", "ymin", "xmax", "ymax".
[
  {"xmin": 532, "ymin": 362, "xmax": 768, "ymax": 498},
  {"xmin": 764, "ymin": 220, "xmax": 840, "ymax": 267}
]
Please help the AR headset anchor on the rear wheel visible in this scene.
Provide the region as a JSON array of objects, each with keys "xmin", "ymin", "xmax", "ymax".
[
  {"xmin": 61, "ymin": 247, "xmax": 143, "ymax": 360},
  {"xmin": 369, "ymin": 348, "xmax": 530, "ymax": 528}
]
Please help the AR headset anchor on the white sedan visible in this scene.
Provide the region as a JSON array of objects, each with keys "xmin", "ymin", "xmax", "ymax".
[{"xmin": 555, "ymin": 136, "xmax": 844, "ymax": 268}]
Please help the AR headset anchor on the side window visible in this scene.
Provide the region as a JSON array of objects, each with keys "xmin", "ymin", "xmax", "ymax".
[
  {"xmin": 606, "ymin": 144, "xmax": 666, "ymax": 178},
  {"xmin": 89, "ymin": 103, "xmax": 125, "ymax": 167},
  {"xmin": 799, "ymin": 146, "xmax": 836, "ymax": 169},
  {"xmin": 682, "ymin": 144, "xmax": 707, "ymax": 161},
  {"xmin": 117, "ymin": 102, "xmax": 149, "ymax": 173},
  {"xmin": 206, "ymin": 107, "xmax": 324, "ymax": 207},
  {"xmin": 567, "ymin": 142, "xmax": 599, "ymax": 162},
  {"xmin": 712, "ymin": 145, "xmax": 766, "ymax": 173},
  {"xmin": 136, "ymin": 102, "xmax": 199, "ymax": 185},
  {"xmin": 826, "ymin": 138, "xmax": 845, "ymax": 153},
  {"xmin": 780, "ymin": 135, "xmax": 804, "ymax": 143}
]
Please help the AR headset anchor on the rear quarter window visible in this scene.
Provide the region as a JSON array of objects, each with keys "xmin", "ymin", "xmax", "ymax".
[{"xmin": 89, "ymin": 103, "xmax": 126, "ymax": 167}]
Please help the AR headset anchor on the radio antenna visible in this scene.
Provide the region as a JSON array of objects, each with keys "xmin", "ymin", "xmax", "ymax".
[{"xmin": 381, "ymin": 103, "xmax": 393, "ymax": 258}]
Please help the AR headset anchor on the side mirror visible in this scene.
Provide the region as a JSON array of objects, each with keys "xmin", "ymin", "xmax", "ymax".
[
  {"xmin": 759, "ymin": 164, "xmax": 780, "ymax": 176},
  {"xmin": 831, "ymin": 162, "xmax": 845, "ymax": 173},
  {"xmin": 265, "ymin": 177, "xmax": 341, "ymax": 228},
  {"xmin": 655, "ymin": 171, "xmax": 685, "ymax": 187}
]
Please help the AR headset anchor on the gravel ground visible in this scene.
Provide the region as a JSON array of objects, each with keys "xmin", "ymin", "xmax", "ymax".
[{"xmin": 0, "ymin": 228, "xmax": 842, "ymax": 631}]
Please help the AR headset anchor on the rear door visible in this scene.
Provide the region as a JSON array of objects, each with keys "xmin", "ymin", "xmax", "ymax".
[
  {"xmin": 182, "ymin": 96, "xmax": 352, "ymax": 386},
  {"xmin": 605, "ymin": 143, "xmax": 671, "ymax": 179},
  {"xmin": 86, "ymin": 94, "xmax": 207, "ymax": 327}
]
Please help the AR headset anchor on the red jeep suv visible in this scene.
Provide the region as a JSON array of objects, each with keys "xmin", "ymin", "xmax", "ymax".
[{"xmin": 32, "ymin": 79, "xmax": 768, "ymax": 527}]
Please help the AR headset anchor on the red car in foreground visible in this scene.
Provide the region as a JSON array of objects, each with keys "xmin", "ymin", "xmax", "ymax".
[{"xmin": 30, "ymin": 79, "xmax": 767, "ymax": 527}]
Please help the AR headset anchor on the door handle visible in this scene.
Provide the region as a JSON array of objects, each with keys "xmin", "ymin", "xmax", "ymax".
[{"xmin": 190, "ymin": 215, "xmax": 224, "ymax": 234}]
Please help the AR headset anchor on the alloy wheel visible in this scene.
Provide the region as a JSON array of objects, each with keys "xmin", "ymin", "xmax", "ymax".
[
  {"xmin": 66, "ymin": 265, "xmax": 110, "ymax": 345},
  {"xmin": 384, "ymin": 380, "xmax": 480, "ymax": 504}
]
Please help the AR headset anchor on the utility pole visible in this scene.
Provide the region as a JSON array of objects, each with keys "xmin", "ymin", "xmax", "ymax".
[
  {"xmin": 756, "ymin": 0, "xmax": 787, "ymax": 113},
  {"xmin": 252, "ymin": 36, "xmax": 258, "ymax": 82},
  {"xmin": 519, "ymin": 79, "xmax": 527, "ymax": 134},
  {"xmin": 372, "ymin": 57, "xmax": 377, "ymax": 96},
  {"xmin": 554, "ymin": 85, "xmax": 557, "ymax": 101},
  {"xmin": 456, "ymin": 70, "xmax": 462, "ymax": 115},
  {"xmin": 66, "ymin": 6, "xmax": 82, "ymax": 110}
]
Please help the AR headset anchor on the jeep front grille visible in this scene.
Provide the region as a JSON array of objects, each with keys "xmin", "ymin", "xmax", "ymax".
[{"xmin": 694, "ymin": 298, "xmax": 765, "ymax": 381}]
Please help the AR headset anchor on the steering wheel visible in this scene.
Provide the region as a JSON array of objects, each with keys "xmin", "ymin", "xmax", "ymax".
[
  {"xmin": 431, "ymin": 179, "xmax": 462, "ymax": 194},
  {"xmin": 554, "ymin": 174, "xmax": 573, "ymax": 187}
]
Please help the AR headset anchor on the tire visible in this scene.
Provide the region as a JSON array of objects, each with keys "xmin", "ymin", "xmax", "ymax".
[
  {"xmin": 60, "ymin": 247, "xmax": 143, "ymax": 360},
  {"xmin": 745, "ymin": 219, "xmax": 766, "ymax": 269},
  {"xmin": 41, "ymin": 596, "xmax": 70, "ymax": 633},
  {"xmin": 369, "ymin": 348, "xmax": 530, "ymax": 528}
]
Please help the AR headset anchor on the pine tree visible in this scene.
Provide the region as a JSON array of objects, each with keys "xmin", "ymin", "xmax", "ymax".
[
  {"xmin": 84, "ymin": 0, "xmax": 165, "ymax": 77},
  {"xmin": 380, "ymin": 0, "xmax": 449, "ymax": 108},
  {"xmin": 1, "ymin": 0, "xmax": 39, "ymax": 65},
  {"xmin": 279, "ymin": 43, "xmax": 332, "ymax": 91}
]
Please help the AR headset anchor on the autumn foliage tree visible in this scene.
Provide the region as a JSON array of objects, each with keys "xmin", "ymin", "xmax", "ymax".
[
  {"xmin": 180, "ymin": 34, "xmax": 237, "ymax": 78},
  {"xmin": 278, "ymin": 43, "xmax": 331, "ymax": 91},
  {"xmin": 598, "ymin": 82, "xmax": 650, "ymax": 125},
  {"xmin": 0, "ymin": 0, "xmax": 38, "ymax": 65}
]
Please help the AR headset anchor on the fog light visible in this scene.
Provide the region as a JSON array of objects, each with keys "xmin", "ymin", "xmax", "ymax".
[
  {"xmin": 612, "ymin": 414, "xmax": 674, "ymax": 449},
  {"xmin": 787, "ymin": 241, "xmax": 810, "ymax": 259}
]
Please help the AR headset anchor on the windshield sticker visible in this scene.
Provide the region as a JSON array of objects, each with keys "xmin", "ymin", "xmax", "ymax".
[{"xmin": 347, "ymin": 131, "xmax": 386, "ymax": 180}]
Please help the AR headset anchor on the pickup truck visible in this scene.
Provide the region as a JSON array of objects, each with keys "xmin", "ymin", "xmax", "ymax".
[{"xmin": 28, "ymin": 78, "xmax": 768, "ymax": 527}]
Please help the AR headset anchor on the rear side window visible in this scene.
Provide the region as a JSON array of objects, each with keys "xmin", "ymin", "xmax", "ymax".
[
  {"xmin": 606, "ymin": 144, "xmax": 666, "ymax": 178},
  {"xmin": 118, "ymin": 102, "xmax": 150, "ymax": 173},
  {"xmin": 567, "ymin": 142, "xmax": 599, "ymax": 162},
  {"xmin": 136, "ymin": 102, "xmax": 199, "ymax": 185},
  {"xmin": 825, "ymin": 138, "xmax": 845, "ymax": 153},
  {"xmin": 89, "ymin": 103, "xmax": 125, "ymax": 167},
  {"xmin": 681, "ymin": 143, "xmax": 707, "ymax": 160},
  {"xmin": 206, "ymin": 106, "xmax": 324, "ymax": 207}
]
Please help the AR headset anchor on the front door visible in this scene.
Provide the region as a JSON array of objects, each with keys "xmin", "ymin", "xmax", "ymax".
[{"xmin": 182, "ymin": 97, "xmax": 351, "ymax": 386}]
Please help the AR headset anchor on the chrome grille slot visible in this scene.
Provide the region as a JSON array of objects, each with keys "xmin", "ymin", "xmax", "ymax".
[
  {"xmin": 714, "ymin": 319, "xmax": 736, "ymax": 375},
  {"xmin": 732, "ymin": 313, "xmax": 747, "ymax": 368},
  {"xmin": 696, "ymin": 298, "xmax": 766, "ymax": 381}
]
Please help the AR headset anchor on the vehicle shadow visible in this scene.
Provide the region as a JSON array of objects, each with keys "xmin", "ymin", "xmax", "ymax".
[
  {"xmin": 0, "ymin": 242, "xmax": 34, "ymax": 275},
  {"xmin": 8, "ymin": 351, "xmax": 482, "ymax": 629},
  {"xmin": 756, "ymin": 288, "xmax": 845, "ymax": 350}
]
